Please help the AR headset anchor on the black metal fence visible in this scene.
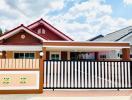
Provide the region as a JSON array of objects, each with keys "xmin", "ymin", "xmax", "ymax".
[{"xmin": 43, "ymin": 60, "xmax": 132, "ymax": 89}]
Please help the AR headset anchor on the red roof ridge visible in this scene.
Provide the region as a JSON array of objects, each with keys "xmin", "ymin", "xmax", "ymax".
[
  {"xmin": 0, "ymin": 24, "xmax": 23, "ymax": 37},
  {"xmin": 27, "ymin": 18, "xmax": 42, "ymax": 28}
]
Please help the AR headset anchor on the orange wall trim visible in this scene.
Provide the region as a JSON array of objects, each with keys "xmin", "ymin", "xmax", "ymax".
[
  {"xmin": 0, "ymin": 89, "xmax": 42, "ymax": 94},
  {"xmin": 43, "ymin": 41, "xmax": 130, "ymax": 47}
]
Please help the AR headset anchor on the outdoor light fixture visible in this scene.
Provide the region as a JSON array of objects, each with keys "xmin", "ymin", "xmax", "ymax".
[{"xmin": 39, "ymin": 52, "xmax": 44, "ymax": 56}]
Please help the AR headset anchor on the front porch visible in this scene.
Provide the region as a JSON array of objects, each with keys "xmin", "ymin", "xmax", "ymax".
[
  {"xmin": 43, "ymin": 41, "xmax": 130, "ymax": 61},
  {"xmin": 0, "ymin": 41, "xmax": 130, "ymax": 61}
]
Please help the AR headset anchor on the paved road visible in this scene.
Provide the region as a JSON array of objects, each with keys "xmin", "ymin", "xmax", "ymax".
[{"xmin": 0, "ymin": 95, "xmax": 130, "ymax": 100}]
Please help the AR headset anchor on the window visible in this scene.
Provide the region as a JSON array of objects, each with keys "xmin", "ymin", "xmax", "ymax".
[
  {"xmin": 51, "ymin": 54, "xmax": 59, "ymax": 60},
  {"xmin": 50, "ymin": 52, "xmax": 60, "ymax": 60},
  {"xmin": 42, "ymin": 29, "xmax": 45, "ymax": 34},
  {"xmin": 100, "ymin": 55, "xmax": 106, "ymax": 59},
  {"xmin": 14, "ymin": 53, "xmax": 20, "ymax": 59},
  {"xmin": 37, "ymin": 28, "xmax": 41, "ymax": 34},
  {"xmin": 14, "ymin": 53, "xmax": 34, "ymax": 59},
  {"xmin": 37, "ymin": 28, "xmax": 45, "ymax": 34},
  {"xmin": 19, "ymin": 53, "xmax": 24, "ymax": 58},
  {"xmin": 70, "ymin": 52, "xmax": 78, "ymax": 60},
  {"xmin": 118, "ymin": 53, "xmax": 120, "ymax": 57}
]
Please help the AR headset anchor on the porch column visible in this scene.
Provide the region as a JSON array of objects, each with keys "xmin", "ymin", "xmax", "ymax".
[
  {"xmin": 42, "ymin": 47, "xmax": 46, "ymax": 60},
  {"xmin": 39, "ymin": 47, "xmax": 46, "ymax": 93},
  {"xmin": 95, "ymin": 52, "xmax": 99, "ymax": 61},
  {"xmin": 67, "ymin": 51, "xmax": 70, "ymax": 60},
  {"xmin": 122, "ymin": 48, "xmax": 130, "ymax": 61}
]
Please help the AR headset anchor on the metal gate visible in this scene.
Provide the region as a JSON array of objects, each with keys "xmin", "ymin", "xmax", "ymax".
[{"xmin": 43, "ymin": 60, "xmax": 132, "ymax": 89}]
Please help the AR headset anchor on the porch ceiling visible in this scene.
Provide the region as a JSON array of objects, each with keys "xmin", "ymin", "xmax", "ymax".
[
  {"xmin": 43, "ymin": 41, "xmax": 130, "ymax": 52},
  {"xmin": 0, "ymin": 45, "xmax": 42, "ymax": 51}
]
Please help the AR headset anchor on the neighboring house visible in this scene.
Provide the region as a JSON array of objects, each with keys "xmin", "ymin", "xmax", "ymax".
[{"xmin": 88, "ymin": 26, "xmax": 132, "ymax": 60}]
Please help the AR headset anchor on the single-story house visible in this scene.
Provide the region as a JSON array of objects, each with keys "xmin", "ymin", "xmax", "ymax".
[
  {"xmin": 0, "ymin": 19, "xmax": 130, "ymax": 61},
  {"xmin": 0, "ymin": 19, "xmax": 131, "ymax": 94}
]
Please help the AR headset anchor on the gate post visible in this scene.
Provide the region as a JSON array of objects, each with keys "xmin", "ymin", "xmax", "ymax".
[
  {"xmin": 39, "ymin": 59, "xmax": 44, "ymax": 93},
  {"xmin": 130, "ymin": 61, "xmax": 132, "ymax": 88},
  {"xmin": 38, "ymin": 47, "xmax": 46, "ymax": 93},
  {"xmin": 40, "ymin": 47, "xmax": 46, "ymax": 92},
  {"xmin": 122, "ymin": 48, "xmax": 130, "ymax": 61},
  {"xmin": 42, "ymin": 47, "xmax": 46, "ymax": 60}
]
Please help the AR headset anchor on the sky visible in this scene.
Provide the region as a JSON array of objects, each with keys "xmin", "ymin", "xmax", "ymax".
[{"xmin": 0, "ymin": 0, "xmax": 132, "ymax": 41}]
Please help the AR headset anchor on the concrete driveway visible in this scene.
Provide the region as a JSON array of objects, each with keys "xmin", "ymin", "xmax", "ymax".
[{"xmin": 0, "ymin": 90, "xmax": 131, "ymax": 100}]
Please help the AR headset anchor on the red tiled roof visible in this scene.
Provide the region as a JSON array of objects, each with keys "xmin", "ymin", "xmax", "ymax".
[
  {"xmin": 0, "ymin": 18, "xmax": 73, "ymax": 41},
  {"xmin": 0, "ymin": 24, "xmax": 47, "ymax": 41},
  {"xmin": 27, "ymin": 18, "xmax": 73, "ymax": 41}
]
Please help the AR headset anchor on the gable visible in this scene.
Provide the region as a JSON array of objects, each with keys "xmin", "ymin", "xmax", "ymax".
[
  {"xmin": 31, "ymin": 24, "xmax": 68, "ymax": 41},
  {"xmin": 28, "ymin": 19, "xmax": 73, "ymax": 41},
  {"xmin": 0, "ymin": 25, "xmax": 46, "ymax": 42},
  {"xmin": 2, "ymin": 30, "xmax": 42, "ymax": 45}
]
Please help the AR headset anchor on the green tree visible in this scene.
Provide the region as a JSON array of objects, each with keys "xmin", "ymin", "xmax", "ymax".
[{"xmin": 0, "ymin": 28, "xmax": 2, "ymax": 35}]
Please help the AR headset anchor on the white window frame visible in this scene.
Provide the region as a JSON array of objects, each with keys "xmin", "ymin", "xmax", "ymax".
[{"xmin": 50, "ymin": 52, "xmax": 61, "ymax": 60}]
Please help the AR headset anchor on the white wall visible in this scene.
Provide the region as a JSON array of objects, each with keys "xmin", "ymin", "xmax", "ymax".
[{"xmin": 98, "ymin": 50, "xmax": 121, "ymax": 60}]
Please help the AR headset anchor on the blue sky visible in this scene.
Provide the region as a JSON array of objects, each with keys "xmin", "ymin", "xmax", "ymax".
[
  {"xmin": 105, "ymin": 0, "xmax": 132, "ymax": 19},
  {"xmin": 0, "ymin": 0, "xmax": 132, "ymax": 40}
]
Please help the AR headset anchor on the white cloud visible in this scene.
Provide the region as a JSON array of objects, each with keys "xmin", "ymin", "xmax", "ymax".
[
  {"xmin": 0, "ymin": 0, "xmax": 132, "ymax": 41},
  {"xmin": 62, "ymin": 0, "xmax": 112, "ymax": 21},
  {"xmin": 0, "ymin": 0, "xmax": 9, "ymax": 10},
  {"xmin": 49, "ymin": 0, "xmax": 64, "ymax": 9},
  {"xmin": 45, "ymin": 0, "xmax": 132, "ymax": 41},
  {"xmin": 123, "ymin": 0, "xmax": 132, "ymax": 5},
  {"xmin": 44, "ymin": 0, "xmax": 131, "ymax": 40},
  {"xmin": 0, "ymin": 0, "xmax": 65, "ymax": 30},
  {"xmin": 16, "ymin": 0, "xmax": 65, "ymax": 17}
]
